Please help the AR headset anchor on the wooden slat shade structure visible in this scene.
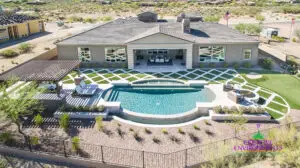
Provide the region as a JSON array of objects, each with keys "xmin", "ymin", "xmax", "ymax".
[{"xmin": 0, "ymin": 60, "xmax": 80, "ymax": 81}]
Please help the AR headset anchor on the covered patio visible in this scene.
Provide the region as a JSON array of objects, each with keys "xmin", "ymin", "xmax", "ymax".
[
  {"xmin": 127, "ymin": 44, "xmax": 193, "ymax": 70},
  {"xmin": 0, "ymin": 60, "xmax": 81, "ymax": 94}
]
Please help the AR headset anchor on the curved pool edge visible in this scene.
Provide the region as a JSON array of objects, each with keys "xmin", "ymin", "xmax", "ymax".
[
  {"xmin": 119, "ymin": 102, "xmax": 215, "ymax": 125},
  {"xmin": 112, "ymin": 115, "xmax": 212, "ymax": 128}
]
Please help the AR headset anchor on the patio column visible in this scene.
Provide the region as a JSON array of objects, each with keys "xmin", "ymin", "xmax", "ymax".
[
  {"xmin": 127, "ymin": 46, "xmax": 134, "ymax": 69},
  {"xmin": 186, "ymin": 44, "xmax": 193, "ymax": 69}
]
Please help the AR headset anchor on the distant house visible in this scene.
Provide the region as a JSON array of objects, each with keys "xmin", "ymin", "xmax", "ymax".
[
  {"xmin": 0, "ymin": 13, "xmax": 45, "ymax": 43},
  {"xmin": 177, "ymin": 13, "xmax": 203, "ymax": 22},
  {"xmin": 260, "ymin": 27, "xmax": 279, "ymax": 39}
]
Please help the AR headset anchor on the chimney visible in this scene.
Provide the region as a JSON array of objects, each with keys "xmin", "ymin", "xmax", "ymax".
[{"xmin": 182, "ymin": 19, "xmax": 190, "ymax": 33}]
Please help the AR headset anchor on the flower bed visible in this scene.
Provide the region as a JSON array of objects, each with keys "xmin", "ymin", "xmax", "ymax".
[
  {"xmin": 210, "ymin": 106, "xmax": 271, "ymax": 121},
  {"xmin": 54, "ymin": 105, "xmax": 108, "ymax": 119}
]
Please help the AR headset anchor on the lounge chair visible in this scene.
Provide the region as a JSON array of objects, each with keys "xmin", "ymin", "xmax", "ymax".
[
  {"xmin": 75, "ymin": 85, "xmax": 97, "ymax": 96},
  {"xmin": 165, "ymin": 57, "xmax": 170, "ymax": 63},
  {"xmin": 149, "ymin": 57, "xmax": 155, "ymax": 63},
  {"xmin": 80, "ymin": 80, "xmax": 98, "ymax": 89}
]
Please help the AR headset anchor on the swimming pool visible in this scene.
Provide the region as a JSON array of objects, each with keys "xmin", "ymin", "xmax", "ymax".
[{"xmin": 104, "ymin": 86, "xmax": 215, "ymax": 115}]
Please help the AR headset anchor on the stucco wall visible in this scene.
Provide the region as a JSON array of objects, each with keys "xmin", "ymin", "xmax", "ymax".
[
  {"xmin": 0, "ymin": 28, "xmax": 9, "ymax": 42},
  {"xmin": 192, "ymin": 43, "xmax": 259, "ymax": 67},
  {"xmin": 29, "ymin": 20, "xmax": 42, "ymax": 34}
]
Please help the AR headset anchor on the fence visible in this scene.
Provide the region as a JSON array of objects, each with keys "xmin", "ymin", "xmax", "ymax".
[{"xmin": 1, "ymin": 121, "xmax": 300, "ymax": 168}]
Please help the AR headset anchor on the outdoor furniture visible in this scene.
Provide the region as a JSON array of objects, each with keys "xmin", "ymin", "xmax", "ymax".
[
  {"xmin": 74, "ymin": 77, "xmax": 98, "ymax": 96},
  {"xmin": 75, "ymin": 85, "xmax": 97, "ymax": 96},
  {"xmin": 223, "ymin": 83, "xmax": 234, "ymax": 91},
  {"xmin": 165, "ymin": 56, "xmax": 170, "ymax": 63}
]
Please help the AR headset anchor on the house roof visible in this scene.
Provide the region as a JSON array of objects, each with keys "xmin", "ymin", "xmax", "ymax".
[
  {"xmin": 0, "ymin": 14, "xmax": 40, "ymax": 26},
  {"xmin": 0, "ymin": 60, "xmax": 80, "ymax": 81},
  {"xmin": 57, "ymin": 17, "xmax": 259, "ymax": 45}
]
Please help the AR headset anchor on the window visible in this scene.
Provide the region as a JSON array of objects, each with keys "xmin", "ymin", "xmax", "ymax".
[
  {"xmin": 199, "ymin": 46, "xmax": 225, "ymax": 62},
  {"xmin": 78, "ymin": 47, "xmax": 91, "ymax": 62},
  {"xmin": 243, "ymin": 49, "xmax": 252, "ymax": 60},
  {"xmin": 105, "ymin": 47, "xmax": 126, "ymax": 62}
]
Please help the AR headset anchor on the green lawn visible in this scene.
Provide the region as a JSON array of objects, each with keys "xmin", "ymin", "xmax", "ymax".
[
  {"xmin": 265, "ymin": 109, "xmax": 283, "ymax": 119},
  {"xmin": 257, "ymin": 90, "xmax": 272, "ymax": 99},
  {"xmin": 273, "ymin": 96, "xmax": 286, "ymax": 105},
  {"xmin": 238, "ymin": 69, "xmax": 300, "ymax": 109},
  {"xmin": 242, "ymin": 85, "xmax": 255, "ymax": 91},
  {"xmin": 267, "ymin": 102, "xmax": 288, "ymax": 113}
]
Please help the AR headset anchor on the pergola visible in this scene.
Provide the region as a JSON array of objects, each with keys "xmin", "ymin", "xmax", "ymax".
[
  {"xmin": 0, "ymin": 60, "xmax": 80, "ymax": 81},
  {"xmin": 0, "ymin": 60, "xmax": 80, "ymax": 94}
]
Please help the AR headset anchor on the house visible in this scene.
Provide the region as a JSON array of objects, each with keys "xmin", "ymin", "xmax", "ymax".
[
  {"xmin": 0, "ymin": 13, "xmax": 45, "ymax": 43},
  {"xmin": 177, "ymin": 12, "xmax": 203, "ymax": 22},
  {"xmin": 57, "ymin": 15, "xmax": 259, "ymax": 70},
  {"xmin": 260, "ymin": 27, "xmax": 279, "ymax": 39}
]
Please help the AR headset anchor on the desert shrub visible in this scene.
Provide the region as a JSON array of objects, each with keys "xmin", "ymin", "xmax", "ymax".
[
  {"xmin": 258, "ymin": 58, "xmax": 273, "ymax": 70},
  {"xmin": 193, "ymin": 125, "xmax": 200, "ymax": 130},
  {"xmin": 98, "ymin": 105, "xmax": 105, "ymax": 112},
  {"xmin": 242, "ymin": 62, "xmax": 252, "ymax": 68},
  {"xmin": 199, "ymin": 63, "xmax": 204, "ymax": 68},
  {"xmin": 232, "ymin": 62, "xmax": 240, "ymax": 69},
  {"xmin": 133, "ymin": 132, "xmax": 143, "ymax": 142},
  {"xmin": 83, "ymin": 17, "xmax": 97, "ymax": 23},
  {"xmin": 204, "ymin": 119, "xmax": 211, "ymax": 126},
  {"xmin": 255, "ymin": 14, "xmax": 265, "ymax": 21},
  {"xmin": 95, "ymin": 116, "xmax": 103, "ymax": 131},
  {"xmin": 67, "ymin": 16, "xmax": 83, "ymax": 23},
  {"xmin": 162, "ymin": 128, "xmax": 168, "ymax": 134},
  {"xmin": 188, "ymin": 132, "xmax": 200, "ymax": 143},
  {"xmin": 272, "ymin": 35, "xmax": 285, "ymax": 42},
  {"xmin": 71, "ymin": 136, "xmax": 80, "ymax": 152},
  {"xmin": 30, "ymin": 136, "xmax": 39, "ymax": 145},
  {"xmin": 213, "ymin": 105, "xmax": 223, "ymax": 113},
  {"xmin": 292, "ymin": 38, "xmax": 297, "ymax": 42},
  {"xmin": 33, "ymin": 114, "xmax": 43, "ymax": 126},
  {"xmin": 223, "ymin": 62, "xmax": 229, "ymax": 68},
  {"xmin": 235, "ymin": 23, "xmax": 262, "ymax": 35},
  {"xmin": 0, "ymin": 49, "xmax": 19, "ymax": 57},
  {"xmin": 129, "ymin": 128, "xmax": 134, "ymax": 132},
  {"xmin": 281, "ymin": 5, "xmax": 300, "ymax": 14},
  {"xmin": 144, "ymin": 128, "xmax": 152, "ymax": 134},
  {"xmin": 152, "ymin": 137, "xmax": 161, "ymax": 144},
  {"xmin": 18, "ymin": 43, "xmax": 33, "ymax": 53},
  {"xmin": 169, "ymin": 135, "xmax": 181, "ymax": 143},
  {"xmin": 59, "ymin": 114, "xmax": 70, "ymax": 131},
  {"xmin": 99, "ymin": 16, "xmax": 113, "ymax": 22},
  {"xmin": 209, "ymin": 62, "xmax": 216, "ymax": 68},
  {"xmin": 178, "ymin": 128, "xmax": 185, "ymax": 135},
  {"xmin": 204, "ymin": 15, "xmax": 221, "ymax": 23}
]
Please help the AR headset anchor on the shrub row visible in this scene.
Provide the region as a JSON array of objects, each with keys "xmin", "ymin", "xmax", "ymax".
[
  {"xmin": 213, "ymin": 106, "xmax": 266, "ymax": 114},
  {"xmin": 199, "ymin": 61, "xmax": 252, "ymax": 69},
  {"xmin": 59, "ymin": 105, "xmax": 105, "ymax": 112}
]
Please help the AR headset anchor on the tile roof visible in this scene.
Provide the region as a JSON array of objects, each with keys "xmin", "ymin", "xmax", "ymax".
[
  {"xmin": 57, "ymin": 17, "xmax": 258, "ymax": 45},
  {"xmin": 0, "ymin": 14, "xmax": 40, "ymax": 26}
]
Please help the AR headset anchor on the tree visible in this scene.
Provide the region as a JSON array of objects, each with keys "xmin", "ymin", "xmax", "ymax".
[
  {"xmin": 0, "ymin": 80, "xmax": 44, "ymax": 148},
  {"xmin": 227, "ymin": 109, "xmax": 248, "ymax": 138}
]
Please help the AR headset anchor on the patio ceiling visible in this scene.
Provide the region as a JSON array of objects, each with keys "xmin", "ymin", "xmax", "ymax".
[{"xmin": 0, "ymin": 60, "xmax": 80, "ymax": 81}]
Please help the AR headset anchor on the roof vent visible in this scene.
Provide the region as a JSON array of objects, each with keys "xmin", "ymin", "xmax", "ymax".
[{"xmin": 182, "ymin": 19, "xmax": 190, "ymax": 33}]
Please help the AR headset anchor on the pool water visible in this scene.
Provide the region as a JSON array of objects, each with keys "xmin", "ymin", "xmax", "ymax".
[{"xmin": 105, "ymin": 87, "xmax": 215, "ymax": 115}]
